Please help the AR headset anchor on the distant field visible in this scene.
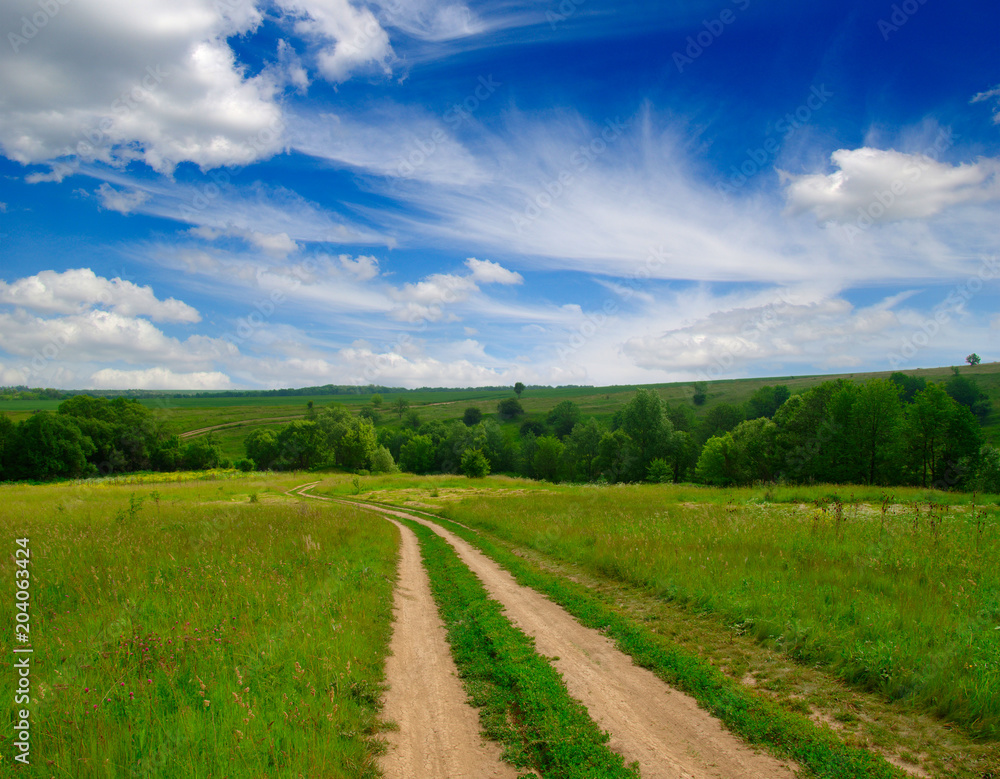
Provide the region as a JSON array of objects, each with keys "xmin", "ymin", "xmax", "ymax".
[
  {"xmin": 0, "ymin": 472, "xmax": 398, "ymax": 777},
  {"xmin": 2, "ymin": 361, "xmax": 998, "ymax": 445}
]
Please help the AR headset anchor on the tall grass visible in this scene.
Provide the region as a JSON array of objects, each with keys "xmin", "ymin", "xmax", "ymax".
[
  {"xmin": 0, "ymin": 475, "xmax": 397, "ymax": 777},
  {"xmin": 434, "ymin": 483, "xmax": 1000, "ymax": 739}
]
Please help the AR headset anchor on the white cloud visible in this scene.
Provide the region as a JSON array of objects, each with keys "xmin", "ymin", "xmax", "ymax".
[
  {"xmin": 617, "ymin": 291, "xmax": 958, "ymax": 380},
  {"xmin": 0, "ymin": 268, "xmax": 200, "ymax": 323},
  {"xmin": 1, "ymin": 0, "xmax": 283, "ymax": 174},
  {"xmin": 782, "ymin": 147, "xmax": 1000, "ymax": 224},
  {"xmin": 278, "ymin": 0, "xmax": 396, "ymax": 83},
  {"xmin": 372, "ymin": 0, "xmax": 483, "ymax": 41},
  {"xmin": 290, "ymin": 106, "xmax": 490, "ymax": 185},
  {"xmin": 0, "ymin": 202, "xmax": 7, "ymax": 212},
  {"xmin": 191, "ymin": 225, "xmax": 299, "ymax": 257},
  {"xmin": 96, "ymin": 183, "xmax": 151, "ymax": 214},
  {"xmin": 339, "ymin": 253, "xmax": 380, "ymax": 280},
  {"xmin": 81, "ymin": 169, "xmax": 390, "ymax": 246},
  {"xmin": 465, "ymin": 257, "xmax": 522, "ymax": 285},
  {"xmin": 0, "ymin": 309, "xmax": 223, "ymax": 366},
  {"xmin": 387, "ymin": 260, "xmax": 516, "ymax": 322},
  {"xmin": 89, "ymin": 367, "xmax": 233, "ymax": 390},
  {"xmin": 388, "ymin": 272, "xmax": 478, "ymax": 322},
  {"xmin": 972, "ymin": 85, "xmax": 1000, "ymax": 124}
]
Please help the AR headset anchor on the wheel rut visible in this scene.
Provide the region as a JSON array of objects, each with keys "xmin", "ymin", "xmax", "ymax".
[
  {"xmin": 336, "ymin": 495, "xmax": 799, "ymax": 779},
  {"xmin": 291, "ymin": 484, "xmax": 518, "ymax": 779}
]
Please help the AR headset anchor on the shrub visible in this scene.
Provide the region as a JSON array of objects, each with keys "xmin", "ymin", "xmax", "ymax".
[
  {"xmin": 461, "ymin": 448, "xmax": 491, "ymax": 478},
  {"xmin": 498, "ymin": 397, "xmax": 524, "ymax": 420}
]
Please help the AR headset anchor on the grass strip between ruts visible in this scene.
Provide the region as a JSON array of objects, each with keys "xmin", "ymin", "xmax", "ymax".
[
  {"xmin": 397, "ymin": 516, "xmax": 641, "ymax": 779},
  {"xmin": 384, "ymin": 503, "xmax": 906, "ymax": 779}
]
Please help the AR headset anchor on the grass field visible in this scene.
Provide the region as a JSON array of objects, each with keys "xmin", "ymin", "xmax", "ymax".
[
  {"xmin": 425, "ymin": 484, "xmax": 1000, "ymax": 740},
  {"xmin": 325, "ymin": 475, "xmax": 1000, "ymax": 744},
  {"xmin": 0, "ymin": 472, "xmax": 398, "ymax": 777}
]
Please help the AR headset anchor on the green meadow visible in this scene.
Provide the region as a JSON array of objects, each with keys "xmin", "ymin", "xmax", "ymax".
[
  {"xmin": 0, "ymin": 473, "xmax": 397, "ymax": 778},
  {"xmin": 419, "ymin": 482, "xmax": 1000, "ymax": 740}
]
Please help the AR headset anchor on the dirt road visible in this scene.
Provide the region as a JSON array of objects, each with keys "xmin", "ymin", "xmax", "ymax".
[
  {"xmin": 292, "ymin": 485, "xmax": 519, "ymax": 779},
  {"xmin": 341, "ymin": 497, "xmax": 798, "ymax": 779}
]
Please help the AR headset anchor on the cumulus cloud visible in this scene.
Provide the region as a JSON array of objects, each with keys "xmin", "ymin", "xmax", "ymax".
[
  {"xmin": 339, "ymin": 254, "xmax": 380, "ymax": 280},
  {"xmin": 0, "ymin": 268, "xmax": 200, "ymax": 323},
  {"xmin": 387, "ymin": 259, "xmax": 522, "ymax": 322},
  {"xmin": 89, "ymin": 367, "xmax": 233, "ymax": 390},
  {"xmin": 466, "ymin": 257, "xmax": 523, "ymax": 285},
  {"xmin": 620, "ymin": 293, "xmax": 920, "ymax": 379},
  {"xmin": 96, "ymin": 183, "xmax": 151, "ymax": 215},
  {"xmin": 782, "ymin": 147, "xmax": 1000, "ymax": 224},
  {"xmin": 1, "ymin": 0, "xmax": 283, "ymax": 174},
  {"xmin": 278, "ymin": 0, "xmax": 396, "ymax": 83}
]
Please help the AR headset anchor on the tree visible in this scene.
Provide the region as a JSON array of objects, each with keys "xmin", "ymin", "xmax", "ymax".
[
  {"xmin": 670, "ymin": 431, "xmax": 699, "ymax": 483},
  {"xmin": 463, "ymin": 407, "xmax": 482, "ymax": 427},
  {"xmin": 646, "ymin": 458, "xmax": 672, "ymax": 483},
  {"xmin": 8, "ymin": 412, "xmax": 94, "ymax": 480},
  {"xmin": 533, "ymin": 436, "xmax": 565, "ymax": 481},
  {"xmin": 514, "ymin": 382, "xmax": 525, "ymax": 397},
  {"xmin": 945, "ymin": 369, "xmax": 992, "ymax": 422},
  {"xmin": 546, "ymin": 400, "xmax": 581, "ymax": 439},
  {"xmin": 369, "ymin": 445, "xmax": 397, "ymax": 474},
  {"xmin": 699, "ymin": 402, "xmax": 745, "ymax": 443},
  {"xmin": 358, "ymin": 406, "xmax": 381, "ymax": 424},
  {"xmin": 729, "ymin": 417, "xmax": 778, "ymax": 484},
  {"xmin": 245, "ymin": 428, "xmax": 280, "ymax": 470},
  {"xmin": 497, "ymin": 397, "xmax": 524, "ymax": 420},
  {"xmin": 520, "ymin": 418, "xmax": 545, "ymax": 437},
  {"xmin": 394, "ymin": 398, "xmax": 410, "ymax": 419},
  {"xmin": 616, "ymin": 389, "xmax": 674, "ymax": 473},
  {"xmin": 745, "ymin": 385, "xmax": 790, "ymax": 419},
  {"xmin": 338, "ymin": 418, "xmax": 378, "ymax": 470},
  {"xmin": 461, "ymin": 448, "xmax": 491, "ymax": 478},
  {"xmin": 276, "ymin": 421, "xmax": 325, "ymax": 470},
  {"xmin": 966, "ymin": 353, "xmax": 981, "ymax": 366},
  {"xmin": 695, "ymin": 433, "xmax": 738, "ymax": 486},
  {"xmin": 399, "ymin": 435, "xmax": 436, "ymax": 474},
  {"xmin": 0, "ymin": 414, "xmax": 15, "ymax": 480},
  {"xmin": 889, "ymin": 372, "xmax": 927, "ymax": 403},
  {"xmin": 852, "ymin": 379, "xmax": 904, "ymax": 485},
  {"xmin": 597, "ymin": 429, "xmax": 638, "ymax": 483},
  {"xmin": 973, "ymin": 445, "xmax": 1000, "ymax": 493},
  {"xmin": 181, "ymin": 436, "xmax": 224, "ymax": 471},
  {"xmin": 691, "ymin": 382, "xmax": 708, "ymax": 406},
  {"xmin": 903, "ymin": 384, "xmax": 954, "ymax": 487},
  {"xmin": 403, "ymin": 409, "xmax": 422, "ymax": 430},
  {"xmin": 371, "ymin": 393, "xmax": 384, "ymax": 408},
  {"xmin": 566, "ymin": 418, "xmax": 603, "ymax": 481}
]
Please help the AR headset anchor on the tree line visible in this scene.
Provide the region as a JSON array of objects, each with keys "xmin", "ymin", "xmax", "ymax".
[
  {"xmin": 0, "ymin": 371, "xmax": 996, "ymax": 493},
  {"xmin": 239, "ymin": 370, "xmax": 997, "ymax": 493}
]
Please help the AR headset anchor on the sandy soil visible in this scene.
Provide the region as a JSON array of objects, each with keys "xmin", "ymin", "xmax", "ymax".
[
  {"xmin": 348, "ymin": 498, "xmax": 799, "ymax": 779},
  {"xmin": 293, "ymin": 485, "xmax": 519, "ymax": 779}
]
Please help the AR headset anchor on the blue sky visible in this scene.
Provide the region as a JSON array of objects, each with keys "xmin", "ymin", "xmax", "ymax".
[{"xmin": 0, "ymin": 0, "xmax": 998, "ymax": 390}]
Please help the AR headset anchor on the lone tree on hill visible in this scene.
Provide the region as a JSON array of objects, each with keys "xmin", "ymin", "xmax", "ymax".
[
  {"xmin": 966, "ymin": 353, "xmax": 981, "ymax": 366},
  {"xmin": 394, "ymin": 398, "xmax": 410, "ymax": 419},
  {"xmin": 514, "ymin": 381, "xmax": 525, "ymax": 397}
]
